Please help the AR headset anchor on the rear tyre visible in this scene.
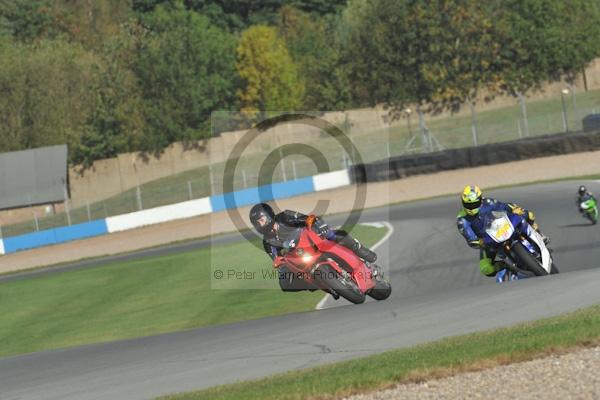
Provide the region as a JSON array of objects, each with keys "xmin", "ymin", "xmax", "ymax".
[
  {"xmin": 513, "ymin": 242, "xmax": 548, "ymax": 276},
  {"xmin": 316, "ymin": 266, "xmax": 365, "ymax": 304}
]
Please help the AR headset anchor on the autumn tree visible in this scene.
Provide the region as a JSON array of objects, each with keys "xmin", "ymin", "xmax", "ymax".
[
  {"xmin": 236, "ymin": 25, "xmax": 304, "ymax": 114},
  {"xmin": 133, "ymin": 3, "xmax": 237, "ymax": 150},
  {"xmin": 277, "ymin": 6, "xmax": 351, "ymax": 110},
  {"xmin": 342, "ymin": 0, "xmax": 600, "ymax": 112},
  {"xmin": 0, "ymin": 39, "xmax": 100, "ymax": 155}
]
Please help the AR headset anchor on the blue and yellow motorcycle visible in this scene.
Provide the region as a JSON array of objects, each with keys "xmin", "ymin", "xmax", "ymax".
[{"xmin": 480, "ymin": 211, "xmax": 558, "ymax": 282}]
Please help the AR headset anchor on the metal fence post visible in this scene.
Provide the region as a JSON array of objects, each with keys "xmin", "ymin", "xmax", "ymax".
[
  {"xmin": 136, "ymin": 186, "xmax": 143, "ymax": 210},
  {"xmin": 279, "ymin": 148, "xmax": 287, "ymax": 182},
  {"xmin": 468, "ymin": 98, "xmax": 479, "ymax": 146},
  {"xmin": 33, "ymin": 210, "xmax": 39, "ymax": 231},
  {"xmin": 63, "ymin": 181, "xmax": 71, "ymax": 225},
  {"xmin": 417, "ymin": 108, "xmax": 429, "ymax": 152},
  {"xmin": 516, "ymin": 91, "xmax": 530, "ymax": 137},
  {"xmin": 291, "ymin": 160, "xmax": 298, "ymax": 180},
  {"xmin": 209, "ymin": 166, "xmax": 215, "ymax": 195},
  {"xmin": 86, "ymin": 200, "xmax": 91, "ymax": 222},
  {"xmin": 561, "ymin": 89, "xmax": 569, "ymax": 133},
  {"xmin": 187, "ymin": 181, "xmax": 193, "ymax": 200}
]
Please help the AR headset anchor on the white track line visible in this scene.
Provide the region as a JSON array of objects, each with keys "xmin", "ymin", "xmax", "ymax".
[{"xmin": 315, "ymin": 221, "xmax": 395, "ymax": 310}]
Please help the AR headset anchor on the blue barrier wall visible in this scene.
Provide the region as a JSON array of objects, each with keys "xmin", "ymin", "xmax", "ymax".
[
  {"xmin": 3, "ymin": 219, "xmax": 109, "ymax": 253},
  {"xmin": 210, "ymin": 177, "xmax": 314, "ymax": 212}
]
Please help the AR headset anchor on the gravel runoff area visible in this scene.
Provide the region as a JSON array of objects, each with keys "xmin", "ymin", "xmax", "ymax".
[
  {"xmin": 344, "ymin": 346, "xmax": 600, "ymax": 400},
  {"xmin": 2, "ymin": 150, "xmax": 600, "ymax": 273}
]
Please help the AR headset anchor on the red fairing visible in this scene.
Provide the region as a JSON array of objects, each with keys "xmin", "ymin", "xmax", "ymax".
[{"xmin": 273, "ymin": 227, "xmax": 376, "ymax": 294}]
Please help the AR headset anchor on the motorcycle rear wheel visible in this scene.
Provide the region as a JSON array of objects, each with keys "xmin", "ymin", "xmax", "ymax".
[{"xmin": 513, "ymin": 242, "xmax": 549, "ymax": 276}]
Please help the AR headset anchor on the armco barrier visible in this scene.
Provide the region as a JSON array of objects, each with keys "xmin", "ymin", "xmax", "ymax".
[
  {"xmin": 106, "ymin": 197, "xmax": 213, "ymax": 233},
  {"xmin": 313, "ymin": 170, "xmax": 351, "ymax": 191},
  {"xmin": 210, "ymin": 176, "xmax": 314, "ymax": 212},
  {"xmin": 2, "ymin": 219, "xmax": 108, "ymax": 254},
  {"xmin": 0, "ymin": 170, "xmax": 351, "ymax": 255},
  {"xmin": 350, "ymin": 130, "xmax": 600, "ymax": 183}
]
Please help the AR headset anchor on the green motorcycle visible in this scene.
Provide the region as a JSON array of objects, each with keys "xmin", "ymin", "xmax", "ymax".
[{"xmin": 580, "ymin": 197, "xmax": 598, "ymax": 224}]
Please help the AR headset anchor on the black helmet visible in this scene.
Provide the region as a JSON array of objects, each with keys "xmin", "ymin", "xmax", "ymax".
[
  {"xmin": 579, "ymin": 185, "xmax": 587, "ymax": 195},
  {"xmin": 249, "ymin": 203, "xmax": 275, "ymax": 234}
]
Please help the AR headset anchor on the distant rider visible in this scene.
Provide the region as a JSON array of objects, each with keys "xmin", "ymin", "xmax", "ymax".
[
  {"xmin": 576, "ymin": 185, "xmax": 596, "ymax": 211},
  {"xmin": 456, "ymin": 185, "xmax": 549, "ymax": 278},
  {"xmin": 249, "ymin": 203, "xmax": 377, "ymax": 292}
]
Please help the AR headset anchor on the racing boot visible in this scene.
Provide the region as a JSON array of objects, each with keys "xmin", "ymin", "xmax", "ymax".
[{"xmin": 335, "ymin": 232, "xmax": 377, "ymax": 263}]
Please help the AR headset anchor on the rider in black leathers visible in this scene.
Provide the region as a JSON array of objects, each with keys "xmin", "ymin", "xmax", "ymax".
[{"xmin": 249, "ymin": 203, "xmax": 377, "ymax": 292}]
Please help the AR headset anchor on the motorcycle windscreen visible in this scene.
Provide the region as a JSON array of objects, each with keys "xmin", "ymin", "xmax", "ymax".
[{"xmin": 484, "ymin": 212, "xmax": 515, "ymax": 243}]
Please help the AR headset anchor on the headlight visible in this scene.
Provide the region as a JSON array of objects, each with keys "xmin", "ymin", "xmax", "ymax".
[
  {"xmin": 302, "ymin": 254, "xmax": 313, "ymax": 264},
  {"xmin": 296, "ymin": 248, "xmax": 304, "ymax": 256}
]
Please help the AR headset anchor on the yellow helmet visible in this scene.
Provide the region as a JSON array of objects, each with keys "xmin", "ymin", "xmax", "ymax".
[{"xmin": 461, "ymin": 185, "xmax": 482, "ymax": 216}]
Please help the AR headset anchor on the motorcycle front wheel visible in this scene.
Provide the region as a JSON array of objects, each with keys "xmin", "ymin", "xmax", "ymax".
[
  {"xmin": 368, "ymin": 278, "xmax": 392, "ymax": 300},
  {"xmin": 315, "ymin": 265, "xmax": 365, "ymax": 304},
  {"xmin": 512, "ymin": 242, "xmax": 549, "ymax": 276}
]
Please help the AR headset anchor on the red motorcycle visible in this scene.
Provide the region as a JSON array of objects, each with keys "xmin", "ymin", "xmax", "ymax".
[{"xmin": 272, "ymin": 215, "xmax": 392, "ymax": 304}]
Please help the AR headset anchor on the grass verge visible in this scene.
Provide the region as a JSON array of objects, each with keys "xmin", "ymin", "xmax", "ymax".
[
  {"xmin": 160, "ymin": 305, "xmax": 600, "ymax": 400},
  {"xmin": 0, "ymin": 224, "xmax": 386, "ymax": 358}
]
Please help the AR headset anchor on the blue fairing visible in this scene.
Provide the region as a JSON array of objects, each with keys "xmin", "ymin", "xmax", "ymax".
[{"xmin": 482, "ymin": 212, "xmax": 527, "ymax": 248}]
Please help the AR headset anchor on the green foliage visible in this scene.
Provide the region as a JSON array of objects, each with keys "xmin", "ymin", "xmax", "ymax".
[
  {"xmin": 133, "ymin": 1, "xmax": 348, "ymax": 31},
  {"xmin": 495, "ymin": 0, "xmax": 600, "ymax": 94},
  {"xmin": 277, "ymin": 6, "xmax": 351, "ymax": 110},
  {"xmin": 51, "ymin": 0, "xmax": 133, "ymax": 49},
  {"xmin": 0, "ymin": 39, "xmax": 100, "ymax": 154},
  {"xmin": 236, "ymin": 25, "xmax": 304, "ymax": 113},
  {"xmin": 0, "ymin": 0, "xmax": 64, "ymax": 41},
  {"xmin": 342, "ymin": 0, "xmax": 600, "ymax": 112},
  {"xmin": 71, "ymin": 23, "xmax": 147, "ymax": 167},
  {"xmin": 133, "ymin": 3, "xmax": 237, "ymax": 150}
]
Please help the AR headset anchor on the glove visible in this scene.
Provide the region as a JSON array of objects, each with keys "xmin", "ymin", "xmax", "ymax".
[
  {"xmin": 282, "ymin": 239, "xmax": 296, "ymax": 249},
  {"xmin": 511, "ymin": 206, "xmax": 525, "ymax": 216},
  {"xmin": 313, "ymin": 218, "xmax": 330, "ymax": 236}
]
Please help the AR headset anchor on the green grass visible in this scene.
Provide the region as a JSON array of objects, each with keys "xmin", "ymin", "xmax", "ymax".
[
  {"xmin": 160, "ymin": 305, "xmax": 600, "ymax": 400},
  {"xmin": 0, "ymin": 224, "xmax": 386, "ymax": 358},
  {"xmin": 3, "ymin": 89, "xmax": 599, "ymax": 238}
]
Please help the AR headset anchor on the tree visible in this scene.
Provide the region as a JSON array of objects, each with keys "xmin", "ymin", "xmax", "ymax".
[
  {"xmin": 0, "ymin": 39, "xmax": 100, "ymax": 154},
  {"xmin": 132, "ymin": 1, "xmax": 349, "ymax": 31},
  {"xmin": 236, "ymin": 25, "xmax": 304, "ymax": 113},
  {"xmin": 133, "ymin": 3, "xmax": 237, "ymax": 150},
  {"xmin": 341, "ymin": 0, "xmax": 600, "ymax": 113},
  {"xmin": 277, "ymin": 6, "xmax": 351, "ymax": 110},
  {"xmin": 494, "ymin": 0, "xmax": 600, "ymax": 94},
  {"xmin": 0, "ymin": 0, "xmax": 64, "ymax": 42},
  {"xmin": 71, "ymin": 23, "xmax": 146, "ymax": 167},
  {"xmin": 342, "ymin": 0, "xmax": 507, "ymax": 112}
]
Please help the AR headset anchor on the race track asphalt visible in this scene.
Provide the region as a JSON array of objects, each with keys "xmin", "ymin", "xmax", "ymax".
[{"xmin": 1, "ymin": 180, "xmax": 600, "ymax": 400}]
